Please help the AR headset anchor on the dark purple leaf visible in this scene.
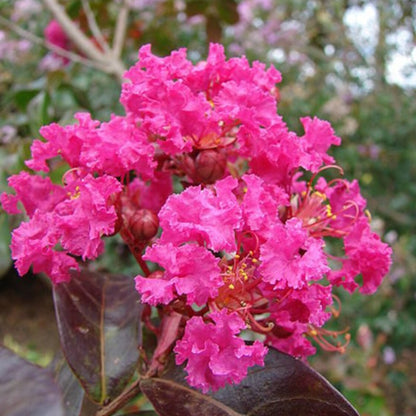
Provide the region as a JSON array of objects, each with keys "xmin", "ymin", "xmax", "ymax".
[
  {"xmin": 142, "ymin": 347, "xmax": 360, "ymax": 416},
  {"xmin": 211, "ymin": 348, "xmax": 360, "ymax": 416},
  {"xmin": 53, "ymin": 359, "xmax": 85, "ymax": 416},
  {"xmin": 53, "ymin": 270, "xmax": 143, "ymax": 404},
  {"xmin": 140, "ymin": 377, "xmax": 242, "ymax": 416},
  {"xmin": 0, "ymin": 346, "xmax": 64, "ymax": 416}
]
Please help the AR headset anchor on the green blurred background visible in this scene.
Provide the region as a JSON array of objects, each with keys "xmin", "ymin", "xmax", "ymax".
[{"xmin": 0, "ymin": 1, "xmax": 415, "ymax": 414}]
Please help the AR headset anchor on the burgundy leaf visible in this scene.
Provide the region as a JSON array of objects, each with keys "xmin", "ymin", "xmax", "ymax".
[
  {"xmin": 140, "ymin": 377, "xmax": 242, "ymax": 416},
  {"xmin": 53, "ymin": 359, "xmax": 84, "ymax": 416},
  {"xmin": 53, "ymin": 270, "xmax": 143, "ymax": 404},
  {"xmin": 0, "ymin": 346, "xmax": 64, "ymax": 416},
  {"xmin": 210, "ymin": 347, "xmax": 360, "ymax": 416},
  {"xmin": 142, "ymin": 347, "xmax": 360, "ymax": 416}
]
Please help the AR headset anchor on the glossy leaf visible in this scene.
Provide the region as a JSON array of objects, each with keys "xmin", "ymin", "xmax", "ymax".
[
  {"xmin": 53, "ymin": 359, "xmax": 85, "ymax": 416},
  {"xmin": 140, "ymin": 377, "xmax": 242, "ymax": 416},
  {"xmin": 141, "ymin": 347, "xmax": 360, "ymax": 416},
  {"xmin": 53, "ymin": 270, "xmax": 143, "ymax": 404},
  {"xmin": 0, "ymin": 346, "xmax": 64, "ymax": 416}
]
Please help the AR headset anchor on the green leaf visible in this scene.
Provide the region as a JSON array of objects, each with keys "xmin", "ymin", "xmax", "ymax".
[
  {"xmin": 0, "ymin": 346, "xmax": 64, "ymax": 416},
  {"xmin": 53, "ymin": 270, "xmax": 143, "ymax": 404},
  {"xmin": 217, "ymin": 0, "xmax": 239, "ymax": 25},
  {"xmin": 13, "ymin": 89, "xmax": 40, "ymax": 111},
  {"xmin": 39, "ymin": 90, "xmax": 52, "ymax": 126},
  {"xmin": 141, "ymin": 347, "xmax": 360, "ymax": 416},
  {"xmin": 185, "ymin": 0, "xmax": 208, "ymax": 17},
  {"xmin": 0, "ymin": 213, "xmax": 12, "ymax": 278}
]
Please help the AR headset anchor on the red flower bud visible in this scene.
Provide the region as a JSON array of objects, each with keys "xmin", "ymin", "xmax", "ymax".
[
  {"xmin": 195, "ymin": 150, "xmax": 226, "ymax": 184},
  {"xmin": 128, "ymin": 209, "xmax": 159, "ymax": 241}
]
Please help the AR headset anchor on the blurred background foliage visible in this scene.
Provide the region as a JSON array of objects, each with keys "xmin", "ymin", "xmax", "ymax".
[{"xmin": 0, "ymin": 0, "xmax": 415, "ymax": 415}]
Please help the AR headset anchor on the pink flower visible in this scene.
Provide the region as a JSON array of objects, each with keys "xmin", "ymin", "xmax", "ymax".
[
  {"xmin": 55, "ymin": 173, "xmax": 122, "ymax": 260},
  {"xmin": 4, "ymin": 171, "xmax": 122, "ymax": 283},
  {"xmin": 174, "ymin": 310, "xmax": 267, "ymax": 393},
  {"xmin": 1, "ymin": 172, "xmax": 66, "ymax": 216},
  {"xmin": 262, "ymin": 284, "xmax": 333, "ymax": 357},
  {"xmin": 240, "ymin": 174, "xmax": 287, "ymax": 238},
  {"xmin": 136, "ymin": 243, "xmax": 222, "ymax": 306},
  {"xmin": 329, "ymin": 218, "xmax": 392, "ymax": 294},
  {"xmin": 80, "ymin": 115, "xmax": 156, "ymax": 178},
  {"xmin": 126, "ymin": 171, "xmax": 173, "ymax": 214},
  {"xmin": 27, "ymin": 113, "xmax": 155, "ymax": 178},
  {"xmin": 27, "ymin": 113, "xmax": 99, "ymax": 172},
  {"xmin": 158, "ymin": 176, "xmax": 242, "ymax": 252},
  {"xmin": 245, "ymin": 125, "xmax": 303, "ymax": 188},
  {"xmin": 44, "ymin": 20, "xmax": 69, "ymax": 51},
  {"xmin": 259, "ymin": 218, "xmax": 329, "ymax": 289},
  {"xmin": 10, "ymin": 212, "xmax": 79, "ymax": 283},
  {"xmin": 121, "ymin": 43, "xmax": 282, "ymax": 163},
  {"xmin": 298, "ymin": 117, "xmax": 341, "ymax": 172},
  {"xmin": 44, "ymin": 20, "xmax": 70, "ymax": 67}
]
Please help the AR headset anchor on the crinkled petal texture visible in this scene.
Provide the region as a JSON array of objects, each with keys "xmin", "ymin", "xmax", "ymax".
[
  {"xmin": 174, "ymin": 310, "xmax": 267, "ymax": 393},
  {"xmin": 240, "ymin": 174, "xmax": 287, "ymax": 238},
  {"xmin": 259, "ymin": 218, "xmax": 329, "ymax": 289},
  {"xmin": 10, "ymin": 211, "xmax": 79, "ymax": 283},
  {"xmin": 158, "ymin": 176, "xmax": 243, "ymax": 252},
  {"xmin": 263, "ymin": 284, "xmax": 333, "ymax": 357},
  {"xmin": 6, "ymin": 172, "xmax": 122, "ymax": 283},
  {"xmin": 27, "ymin": 113, "xmax": 155, "ymax": 178},
  {"xmin": 137, "ymin": 243, "xmax": 222, "ymax": 306},
  {"xmin": 126, "ymin": 171, "xmax": 173, "ymax": 214},
  {"xmin": 299, "ymin": 116, "xmax": 341, "ymax": 172},
  {"xmin": 121, "ymin": 43, "xmax": 283, "ymax": 158},
  {"xmin": 329, "ymin": 218, "xmax": 392, "ymax": 294},
  {"xmin": 56, "ymin": 173, "xmax": 122, "ymax": 260},
  {"xmin": 1, "ymin": 172, "xmax": 66, "ymax": 216}
]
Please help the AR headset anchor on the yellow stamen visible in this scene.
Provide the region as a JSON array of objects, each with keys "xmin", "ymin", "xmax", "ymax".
[
  {"xmin": 68, "ymin": 186, "xmax": 81, "ymax": 200},
  {"xmin": 314, "ymin": 191, "xmax": 327, "ymax": 200}
]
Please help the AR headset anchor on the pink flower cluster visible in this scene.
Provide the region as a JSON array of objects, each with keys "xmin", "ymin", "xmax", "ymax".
[{"xmin": 1, "ymin": 44, "xmax": 392, "ymax": 393}]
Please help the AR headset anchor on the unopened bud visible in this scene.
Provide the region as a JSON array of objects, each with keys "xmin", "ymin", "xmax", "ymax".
[
  {"xmin": 195, "ymin": 150, "xmax": 226, "ymax": 184},
  {"xmin": 128, "ymin": 209, "xmax": 159, "ymax": 241}
]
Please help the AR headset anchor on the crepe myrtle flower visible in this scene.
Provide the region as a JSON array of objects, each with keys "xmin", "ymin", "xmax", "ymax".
[
  {"xmin": 1, "ymin": 169, "xmax": 122, "ymax": 283},
  {"xmin": 1, "ymin": 43, "xmax": 392, "ymax": 394},
  {"xmin": 136, "ymin": 174, "xmax": 391, "ymax": 392}
]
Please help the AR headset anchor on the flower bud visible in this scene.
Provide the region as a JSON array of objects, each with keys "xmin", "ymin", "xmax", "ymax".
[
  {"xmin": 195, "ymin": 150, "xmax": 226, "ymax": 184},
  {"xmin": 128, "ymin": 209, "xmax": 159, "ymax": 241}
]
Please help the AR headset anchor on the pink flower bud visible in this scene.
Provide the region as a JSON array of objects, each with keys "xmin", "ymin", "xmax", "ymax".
[
  {"xmin": 195, "ymin": 150, "xmax": 226, "ymax": 184},
  {"xmin": 128, "ymin": 209, "xmax": 159, "ymax": 241}
]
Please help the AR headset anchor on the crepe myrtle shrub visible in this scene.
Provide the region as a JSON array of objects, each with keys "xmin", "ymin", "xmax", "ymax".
[{"xmin": 0, "ymin": 44, "xmax": 391, "ymax": 416}]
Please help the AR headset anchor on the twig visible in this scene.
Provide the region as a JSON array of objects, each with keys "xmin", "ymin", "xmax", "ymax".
[
  {"xmin": 42, "ymin": 0, "xmax": 125, "ymax": 79},
  {"xmin": 81, "ymin": 0, "xmax": 110, "ymax": 53},
  {"xmin": 112, "ymin": 0, "xmax": 130, "ymax": 59},
  {"xmin": 0, "ymin": 15, "xmax": 108, "ymax": 72},
  {"xmin": 96, "ymin": 378, "xmax": 142, "ymax": 416},
  {"xmin": 43, "ymin": 0, "xmax": 106, "ymax": 62}
]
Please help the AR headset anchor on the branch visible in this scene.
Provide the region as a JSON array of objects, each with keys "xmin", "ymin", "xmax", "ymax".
[
  {"xmin": 42, "ymin": 0, "xmax": 126, "ymax": 79},
  {"xmin": 81, "ymin": 0, "xmax": 110, "ymax": 53},
  {"xmin": 0, "ymin": 15, "xmax": 109, "ymax": 72},
  {"xmin": 96, "ymin": 378, "xmax": 142, "ymax": 416},
  {"xmin": 112, "ymin": 0, "xmax": 130, "ymax": 59},
  {"xmin": 43, "ymin": 0, "xmax": 106, "ymax": 62}
]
